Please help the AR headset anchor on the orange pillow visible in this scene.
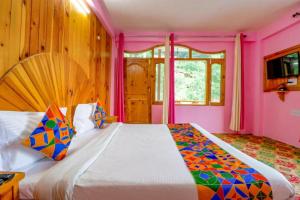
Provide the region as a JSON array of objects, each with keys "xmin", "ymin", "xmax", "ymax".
[
  {"xmin": 94, "ymin": 100, "xmax": 107, "ymax": 128},
  {"xmin": 23, "ymin": 103, "xmax": 75, "ymax": 161}
]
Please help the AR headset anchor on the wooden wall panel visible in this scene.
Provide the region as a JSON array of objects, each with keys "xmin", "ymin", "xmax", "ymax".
[
  {"xmin": 0, "ymin": 0, "xmax": 12, "ymax": 76},
  {"xmin": 0, "ymin": 0, "xmax": 112, "ymax": 113}
]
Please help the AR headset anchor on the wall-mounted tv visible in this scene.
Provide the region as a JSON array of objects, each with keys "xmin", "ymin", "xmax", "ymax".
[{"xmin": 267, "ymin": 52, "xmax": 300, "ymax": 79}]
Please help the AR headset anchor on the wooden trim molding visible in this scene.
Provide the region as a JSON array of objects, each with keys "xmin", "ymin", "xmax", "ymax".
[
  {"xmin": 125, "ymin": 44, "xmax": 226, "ymax": 56},
  {"xmin": 151, "ymin": 58, "xmax": 226, "ymax": 106}
]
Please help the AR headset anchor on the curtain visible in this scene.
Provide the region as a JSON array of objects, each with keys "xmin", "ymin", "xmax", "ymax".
[
  {"xmin": 162, "ymin": 33, "xmax": 175, "ymax": 124},
  {"xmin": 229, "ymin": 33, "xmax": 244, "ymax": 131},
  {"xmin": 168, "ymin": 33, "xmax": 175, "ymax": 124},
  {"xmin": 240, "ymin": 33, "xmax": 245, "ymax": 130},
  {"xmin": 115, "ymin": 33, "xmax": 125, "ymax": 122},
  {"xmin": 162, "ymin": 35, "xmax": 170, "ymax": 124}
]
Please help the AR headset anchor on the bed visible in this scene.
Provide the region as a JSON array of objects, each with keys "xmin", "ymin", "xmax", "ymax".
[
  {"xmin": 16, "ymin": 123, "xmax": 295, "ymax": 200},
  {"xmin": 0, "ymin": 53, "xmax": 295, "ymax": 200}
]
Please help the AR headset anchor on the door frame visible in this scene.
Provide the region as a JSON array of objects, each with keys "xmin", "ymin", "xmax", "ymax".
[
  {"xmin": 124, "ymin": 58, "xmax": 153, "ymax": 123},
  {"xmin": 151, "ymin": 58, "xmax": 164, "ymax": 104}
]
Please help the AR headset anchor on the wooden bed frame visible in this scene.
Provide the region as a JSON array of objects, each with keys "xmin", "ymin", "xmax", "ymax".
[{"xmin": 0, "ymin": 53, "xmax": 94, "ymax": 115}]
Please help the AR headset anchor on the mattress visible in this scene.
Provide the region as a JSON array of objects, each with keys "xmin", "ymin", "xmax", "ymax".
[
  {"xmin": 73, "ymin": 124, "xmax": 197, "ymax": 200},
  {"xmin": 19, "ymin": 123, "xmax": 295, "ymax": 200},
  {"xmin": 19, "ymin": 128, "xmax": 102, "ymax": 199}
]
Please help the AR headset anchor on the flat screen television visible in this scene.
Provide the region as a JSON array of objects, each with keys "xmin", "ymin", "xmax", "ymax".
[{"xmin": 267, "ymin": 52, "xmax": 300, "ymax": 79}]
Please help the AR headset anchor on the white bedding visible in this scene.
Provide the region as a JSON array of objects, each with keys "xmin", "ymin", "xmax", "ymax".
[
  {"xmin": 20, "ymin": 127, "xmax": 110, "ymax": 199},
  {"xmin": 19, "ymin": 123, "xmax": 295, "ymax": 200}
]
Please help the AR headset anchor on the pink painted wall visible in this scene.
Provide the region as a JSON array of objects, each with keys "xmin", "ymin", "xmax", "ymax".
[
  {"xmin": 123, "ymin": 34, "xmax": 263, "ymax": 133},
  {"xmin": 101, "ymin": 0, "xmax": 300, "ymax": 146},
  {"xmin": 242, "ymin": 4, "xmax": 300, "ymax": 147},
  {"xmin": 259, "ymin": 21, "xmax": 300, "ymax": 147},
  {"xmin": 125, "ymin": 39, "xmax": 256, "ymax": 133}
]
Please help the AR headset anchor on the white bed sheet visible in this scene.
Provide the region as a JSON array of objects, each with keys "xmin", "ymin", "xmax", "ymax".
[
  {"xmin": 19, "ymin": 123, "xmax": 295, "ymax": 200},
  {"xmin": 19, "ymin": 128, "xmax": 103, "ymax": 199},
  {"xmin": 73, "ymin": 124, "xmax": 198, "ymax": 200}
]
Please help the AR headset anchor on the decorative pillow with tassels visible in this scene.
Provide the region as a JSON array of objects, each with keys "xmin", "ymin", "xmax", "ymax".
[
  {"xmin": 23, "ymin": 103, "xmax": 75, "ymax": 161},
  {"xmin": 94, "ymin": 100, "xmax": 107, "ymax": 129}
]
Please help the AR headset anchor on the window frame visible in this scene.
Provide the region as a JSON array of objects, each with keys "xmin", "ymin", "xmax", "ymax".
[{"xmin": 124, "ymin": 44, "xmax": 226, "ymax": 106}]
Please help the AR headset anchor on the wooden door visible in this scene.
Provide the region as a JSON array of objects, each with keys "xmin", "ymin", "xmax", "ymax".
[{"xmin": 124, "ymin": 59, "xmax": 152, "ymax": 123}]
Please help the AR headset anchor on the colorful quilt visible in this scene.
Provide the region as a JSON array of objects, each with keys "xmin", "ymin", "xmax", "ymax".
[
  {"xmin": 216, "ymin": 133, "xmax": 300, "ymax": 198},
  {"xmin": 168, "ymin": 124, "xmax": 273, "ymax": 200}
]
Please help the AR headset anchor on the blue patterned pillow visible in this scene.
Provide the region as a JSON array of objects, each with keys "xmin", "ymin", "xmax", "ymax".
[
  {"xmin": 23, "ymin": 103, "xmax": 75, "ymax": 161},
  {"xmin": 94, "ymin": 100, "xmax": 107, "ymax": 128}
]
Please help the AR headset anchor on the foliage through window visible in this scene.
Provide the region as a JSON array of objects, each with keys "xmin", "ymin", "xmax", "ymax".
[
  {"xmin": 211, "ymin": 63, "xmax": 222, "ymax": 103},
  {"xmin": 155, "ymin": 63, "xmax": 164, "ymax": 101},
  {"xmin": 192, "ymin": 51, "xmax": 224, "ymax": 59},
  {"xmin": 175, "ymin": 60, "xmax": 206, "ymax": 104},
  {"xmin": 174, "ymin": 46, "xmax": 189, "ymax": 58},
  {"xmin": 124, "ymin": 45, "xmax": 225, "ymax": 106},
  {"xmin": 124, "ymin": 51, "xmax": 152, "ymax": 58}
]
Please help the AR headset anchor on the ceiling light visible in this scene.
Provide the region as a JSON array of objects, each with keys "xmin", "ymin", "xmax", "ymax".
[
  {"xmin": 71, "ymin": 0, "xmax": 90, "ymax": 15},
  {"xmin": 86, "ymin": 0, "xmax": 95, "ymax": 8},
  {"xmin": 97, "ymin": 34, "xmax": 101, "ymax": 40},
  {"xmin": 78, "ymin": 0, "xmax": 90, "ymax": 14}
]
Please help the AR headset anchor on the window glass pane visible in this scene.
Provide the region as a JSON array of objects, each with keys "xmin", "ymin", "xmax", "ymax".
[
  {"xmin": 124, "ymin": 51, "xmax": 152, "ymax": 58},
  {"xmin": 174, "ymin": 46, "xmax": 189, "ymax": 58},
  {"xmin": 211, "ymin": 63, "xmax": 222, "ymax": 103},
  {"xmin": 154, "ymin": 46, "xmax": 190, "ymax": 58},
  {"xmin": 192, "ymin": 51, "xmax": 224, "ymax": 59},
  {"xmin": 154, "ymin": 46, "xmax": 165, "ymax": 58},
  {"xmin": 155, "ymin": 63, "xmax": 164, "ymax": 101},
  {"xmin": 175, "ymin": 60, "xmax": 207, "ymax": 103}
]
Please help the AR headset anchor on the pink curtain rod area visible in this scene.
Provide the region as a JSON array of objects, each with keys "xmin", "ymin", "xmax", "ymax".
[
  {"xmin": 118, "ymin": 34, "xmax": 252, "ymax": 44},
  {"xmin": 124, "ymin": 34, "xmax": 247, "ymax": 38}
]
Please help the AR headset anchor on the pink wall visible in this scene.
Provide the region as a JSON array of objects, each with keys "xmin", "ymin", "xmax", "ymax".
[
  {"xmin": 258, "ymin": 20, "xmax": 300, "ymax": 147},
  {"xmin": 125, "ymin": 38, "xmax": 255, "ymax": 133},
  {"xmin": 123, "ymin": 34, "xmax": 263, "ymax": 133},
  {"xmin": 125, "ymin": 40, "xmax": 235, "ymax": 133},
  {"xmin": 100, "ymin": 1, "xmax": 300, "ymax": 146}
]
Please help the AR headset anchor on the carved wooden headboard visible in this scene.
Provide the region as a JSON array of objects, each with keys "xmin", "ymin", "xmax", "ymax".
[{"xmin": 0, "ymin": 53, "xmax": 94, "ymax": 112}]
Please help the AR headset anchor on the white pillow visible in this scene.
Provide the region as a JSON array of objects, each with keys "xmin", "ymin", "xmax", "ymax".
[
  {"xmin": 0, "ymin": 107, "xmax": 67, "ymax": 171},
  {"xmin": 73, "ymin": 103, "xmax": 96, "ymax": 134}
]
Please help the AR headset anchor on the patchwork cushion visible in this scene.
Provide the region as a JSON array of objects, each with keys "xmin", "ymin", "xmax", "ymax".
[
  {"xmin": 23, "ymin": 103, "xmax": 75, "ymax": 161},
  {"xmin": 94, "ymin": 100, "xmax": 107, "ymax": 129}
]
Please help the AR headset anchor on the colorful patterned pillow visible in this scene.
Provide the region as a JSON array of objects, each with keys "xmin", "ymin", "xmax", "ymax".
[
  {"xmin": 23, "ymin": 103, "xmax": 75, "ymax": 161},
  {"xmin": 94, "ymin": 100, "xmax": 107, "ymax": 129}
]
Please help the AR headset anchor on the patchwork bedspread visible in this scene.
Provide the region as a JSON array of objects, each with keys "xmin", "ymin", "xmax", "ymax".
[{"xmin": 168, "ymin": 124, "xmax": 273, "ymax": 200}]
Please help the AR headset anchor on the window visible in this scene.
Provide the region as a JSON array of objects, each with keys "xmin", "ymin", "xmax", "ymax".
[
  {"xmin": 125, "ymin": 45, "xmax": 225, "ymax": 106},
  {"xmin": 174, "ymin": 46, "xmax": 189, "ymax": 58},
  {"xmin": 175, "ymin": 60, "xmax": 207, "ymax": 104},
  {"xmin": 210, "ymin": 63, "xmax": 222, "ymax": 104},
  {"xmin": 154, "ymin": 46, "xmax": 165, "ymax": 58},
  {"xmin": 192, "ymin": 51, "xmax": 225, "ymax": 59},
  {"xmin": 155, "ymin": 63, "xmax": 164, "ymax": 101},
  {"xmin": 124, "ymin": 50, "xmax": 152, "ymax": 58}
]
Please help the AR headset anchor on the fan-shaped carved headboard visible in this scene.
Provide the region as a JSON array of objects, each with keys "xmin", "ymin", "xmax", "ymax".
[{"xmin": 0, "ymin": 53, "xmax": 94, "ymax": 111}]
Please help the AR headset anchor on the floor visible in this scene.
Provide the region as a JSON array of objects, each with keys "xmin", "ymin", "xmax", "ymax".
[{"xmin": 215, "ymin": 133, "xmax": 300, "ymax": 198}]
